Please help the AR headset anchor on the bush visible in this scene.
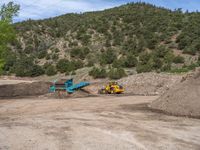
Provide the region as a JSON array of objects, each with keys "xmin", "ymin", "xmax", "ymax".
[
  {"xmin": 38, "ymin": 50, "xmax": 47, "ymax": 59},
  {"xmin": 73, "ymin": 60, "xmax": 84, "ymax": 70},
  {"xmin": 70, "ymin": 47, "xmax": 90, "ymax": 60},
  {"xmin": 14, "ymin": 56, "xmax": 45, "ymax": 77},
  {"xmin": 24, "ymin": 45, "xmax": 34, "ymax": 54},
  {"xmin": 45, "ymin": 65, "xmax": 57, "ymax": 76},
  {"xmin": 112, "ymin": 58, "xmax": 125, "ymax": 68},
  {"xmin": 30, "ymin": 65, "xmax": 45, "ymax": 77},
  {"xmin": 183, "ymin": 47, "xmax": 196, "ymax": 55},
  {"xmin": 108, "ymin": 68, "xmax": 126, "ymax": 79},
  {"xmin": 136, "ymin": 63, "xmax": 153, "ymax": 73},
  {"xmin": 100, "ymin": 49, "xmax": 117, "ymax": 65},
  {"xmin": 173, "ymin": 55, "xmax": 185, "ymax": 64},
  {"xmin": 56, "ymin": 59, "xmax": 74, "ymax": 73},
  {"xmin": 124, "ymin": 55, "xmax": 138, "ymax": 68},
  {"xmin": 52, "ymin": 53, "xmax": 59, "ymax": 60},
  {"xmin": 89, "ymin": 67, "xmax": 107, "ymax": 79}
]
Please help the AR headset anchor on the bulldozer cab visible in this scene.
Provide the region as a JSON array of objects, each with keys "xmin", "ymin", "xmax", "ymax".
[
  {"xmin": 109, "ymin": 81, "xmax": 117, "ymax": 86},
  {"xmin": 99, "ymin": 81, "xmax": 124, "ymax": 94}
]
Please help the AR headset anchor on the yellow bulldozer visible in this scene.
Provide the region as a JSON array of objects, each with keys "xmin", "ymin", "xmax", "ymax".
[{"xmin": 98, "ymin": 81, "xmax": 124, "ymax": 94}]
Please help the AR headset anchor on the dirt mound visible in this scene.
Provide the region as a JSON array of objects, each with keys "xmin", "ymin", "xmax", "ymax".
[
  {"xmin": 0, "ymin": 81, "xmax": 51, "ymax": 98},
  {"xmin": 150, "ymin": 69, "xmax": 200, "ymax": 118},
  {"xmin": 118, "ymin": 73, "xmax": 182, "ymax": 95}
]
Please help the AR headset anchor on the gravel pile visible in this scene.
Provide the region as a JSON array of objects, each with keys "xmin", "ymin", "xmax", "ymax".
[
  {"xmin": 150, "ymin": 69, "xmax": 200, "ymax": 118},
  {"xmin": 118, "ymin": 73, "xmax": 182, "ymax": 95}
]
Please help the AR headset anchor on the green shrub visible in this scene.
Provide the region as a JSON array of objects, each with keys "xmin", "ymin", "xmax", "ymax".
[
  {"xmin": 124, "ymin": 55, "xmax": 138, "ymax": 68},
  {"xmin": 45, "ymin": 65, "xmax": 57, "ymax": 76},
  {"xmin": 52, "ymin": 53, "xmax": 59, "ymax": 60},
  {"xmin": 183, "ymin": 47, "xmax": 196, "ymax": 55},
  {"xmin": 136, "ymin": 63, "xmax": 153, "ymax": 73},
  {"xmin": 112, "ymin": 58, "xmax": 125, "ymax": 68},
  {"xmin": 70, "ymin": 47, "xmax": 90, "ymax": 60},
  {"xmin": 173, "ymin": 55, "xmax": 185, "ymax": 64},
  {"xmin": 108, "ymin": 68, "xmax": 126, "ymax": 79},
  {"xmin": 38, "ymin": 50, "xmax": 47, "ymax": 59},
  {"xmin": 31, "ymin": 65, "xmax": 45, "ymax": 77},
  {"xmin": 100, "ymin": 49, "xmax": 117, "ymax": 65},
  {"xmin": 14, "ymin": 56, "xmax": 44, "ymax": 77},
  {"xmin": 89, "ymin": 67, "xmax": 107, "ymax": 79},
  {"xmin": 56, "ymin": 59, "xmax": 73, "ymax": 73},
  {"xmin": 45, "ymin": 54, "xmax": 51, "ymax": 60},
  {"xmin": 71, "ymin": 60, "xmax": 84, "ymax": 70},
  {"xmin": 24, "ymin": 45, "xmax": 34, "ymax": 54}
]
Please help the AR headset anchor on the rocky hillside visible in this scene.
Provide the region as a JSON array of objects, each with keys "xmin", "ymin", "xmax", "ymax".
[{"xmin": 4, "ymin": 2, "xmax": 200, "ymax": 78}]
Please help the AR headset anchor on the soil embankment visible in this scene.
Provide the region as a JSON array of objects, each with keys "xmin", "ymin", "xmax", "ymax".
[{"xmin": 0, "ymin": 81, "xmax": 51, "ymax": 98}]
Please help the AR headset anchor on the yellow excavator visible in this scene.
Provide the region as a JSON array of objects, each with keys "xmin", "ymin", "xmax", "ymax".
[{"xmin": 99, "ymin": 81, "xmax": 124, "ymax": 94}]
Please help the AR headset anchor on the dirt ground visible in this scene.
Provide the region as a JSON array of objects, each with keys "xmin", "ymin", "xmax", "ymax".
[{"xmin": 0, "ymin": 96, "xmax": 200, "ymax": 150}]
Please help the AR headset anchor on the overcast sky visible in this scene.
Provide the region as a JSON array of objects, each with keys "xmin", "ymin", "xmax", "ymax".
[{"xmin": 1, "ymin": 0, "xmax": 200, "ymax": 22}]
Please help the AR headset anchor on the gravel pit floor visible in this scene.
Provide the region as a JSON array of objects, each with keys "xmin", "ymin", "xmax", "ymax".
[{"xmin": 0, "ymin": 96, "xmax": 200, "ymax": 150}]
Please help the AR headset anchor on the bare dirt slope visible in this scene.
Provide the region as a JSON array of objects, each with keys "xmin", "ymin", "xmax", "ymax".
[
  {"xmin": 0, "ymin": 96, "xmax": 200, "ymax": 150},
  {"xmin": 150, "ymin": 69, "xmax": 200, "ymax": 118},
  {"xmin": 0, "ymin": 81, "xmax": 51, "ymax": 98}
]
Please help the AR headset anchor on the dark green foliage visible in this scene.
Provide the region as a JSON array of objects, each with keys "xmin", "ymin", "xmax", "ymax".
[
  {"xmin": 45, "ymin": 65, "xmax": 57, "ymax": 76},
  {"xmin": 72, "ymin": 59, "xmax": 84, "ymax": 70},
  {"xmin": 38, "ymin": 50, "xmax": 47, "ymax": 59},
  {"xmin": 112, "ymin": 58, "xmax": 126, "ymax": 68},
  {"xmin": 56, "ymin": 59, "xmax": 72, "ymax": 73},
  {"xmin": 70, "ymin": 47, "xmax": 90, "ymax": 60},
  {"xmin": 183, "ymin": 47, "xmax": 196, "ymax": 55},
  {"xmin": 2, "ymin": 50, "xmax": 16, "ymax": 73},
  {"xmin": 14, "ymin": 56, "xmax": 44, "ymax": 77},
  {"xmin": 136, "ymin": 52, "xmax": 153, "ymax": 73},
  {"xmin": 173, "ymin": 55, "xmax": 185, "ymax": 64},
  {"xmin": 77, "ymin": 33, "xmax": 91, "ymax": 45},
  {"xmin": 24, "ymin": 45, "xmax": 34, "ymax": 54},
  {"xmin": 136, "ymin": 46, "xmax": 175, "ymax": 73},
  {"xmin": 136, "ymin": 63, "xmax": 153, "ymax": 73},
  {"xmin": 100, "ymin": 49, "xmax": 117, "ymax": 65},
  {"xmin": 108, "ymin": 68, "xmax": 127, "ymax": 79},
  {"xmin": 124, "ymin": 55, "xmax": 138, "ymax": 68},
  {"xmin": 89, "ymin": 67, "xmax": 107, "ymax": 79},
  {"xmin": 52, "ymin": 53, "xmax": 59, "ymax": 60}
]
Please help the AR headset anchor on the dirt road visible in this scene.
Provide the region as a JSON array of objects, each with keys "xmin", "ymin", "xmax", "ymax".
[{"xmin": 0, "ymin": 96, "xmax": 200, "ymax": 150}]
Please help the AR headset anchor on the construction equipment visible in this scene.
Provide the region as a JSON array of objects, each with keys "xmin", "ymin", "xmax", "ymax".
[
  {"xmin": 49, "ymin": 78, "xmax": 90, "ymax": 94},
  {"xmin": 99, "ymin": 81, "xmax": 124, "ymax": 94}
]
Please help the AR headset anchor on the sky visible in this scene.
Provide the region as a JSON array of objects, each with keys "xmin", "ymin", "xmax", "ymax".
[{"xmin": 0, "ymin": 0, "xmax": 200, "ymax": 22}]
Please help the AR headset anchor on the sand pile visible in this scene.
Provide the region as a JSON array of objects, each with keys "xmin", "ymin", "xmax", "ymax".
[
  {"xmin": 0, "ymin": 81, "xmax": 51, "ymax": 98},
  {"xmin": 150, "ymin": 69, "xmax": 200, "ymax": 118},
  {"xmin": 118, "ymin": 73, "xmax": 182, "ymax": 95}
]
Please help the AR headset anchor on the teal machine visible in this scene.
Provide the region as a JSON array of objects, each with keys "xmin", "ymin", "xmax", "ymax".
[{"xmin": 49, "ymin": 79, "xmax": 90, "ymax": 94}]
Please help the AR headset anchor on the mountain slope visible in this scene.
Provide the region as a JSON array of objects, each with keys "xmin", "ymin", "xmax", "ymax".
[{"xmin": 5, "ymin": 2, "xmax": 200, "ymax": 77}]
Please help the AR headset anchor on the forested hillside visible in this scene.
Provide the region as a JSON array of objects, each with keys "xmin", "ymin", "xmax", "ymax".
[{"xmin": 4, "ymin": 2, "xmax": 200, "ymax": 78}]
